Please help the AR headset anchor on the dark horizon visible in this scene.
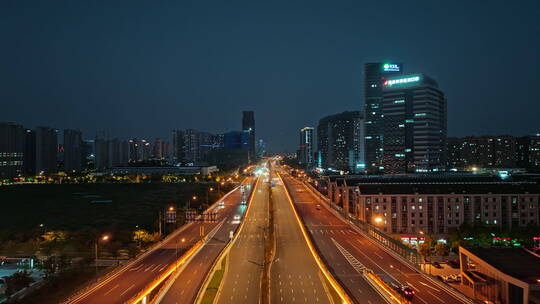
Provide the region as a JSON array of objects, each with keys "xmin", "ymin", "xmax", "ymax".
[{"xmin": 1, "ymin": 0, "xmax": 539, "ymax": 153}]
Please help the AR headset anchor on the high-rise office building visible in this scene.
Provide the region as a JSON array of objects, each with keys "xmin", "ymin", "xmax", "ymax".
[
  {"xmin": 242, "ymin": 111, "xmax": 255, "ymax": 162},
  {"xmin": 35, "ymin": 126, "xmax": 58, "ymax": 174},
  {"xmin": 381, "ymin": 74, "xmax": 447, "ymax": 173},
  {"xmin": 223, "ymin": 131, "xmax": 250, "ymax": 150},
  {"xmin": 298, "ymin": 127, "xmax": 314, "ymax": 166},
  {"xmin": 364, "ymin": 62, "xmax": 403, "ymax": 172},
  {"xmin": 64, "ymin": 129, "xmax": 83, "ymax": 172},
  {"xmin": 317, "ymin": 111, "xmax": 365, "ymax": 173},
  {"xmin": 0, "ymin": 122, "xmax": 25, "ymax": 178}
]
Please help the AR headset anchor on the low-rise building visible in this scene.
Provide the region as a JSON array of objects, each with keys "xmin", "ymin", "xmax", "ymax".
[
  {"xmin": 105, "ymin": 165, "xmax": 218, "ymax": 175},
  {"xmin": 459, "ymin": 246, "xmax": 540, "ymax": 304},
  {"xmin": 320, "ymin": 174, "xmax": 540, "ymax": 236}
]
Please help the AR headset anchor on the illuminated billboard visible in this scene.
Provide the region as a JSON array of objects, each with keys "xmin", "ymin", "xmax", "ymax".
[
  {"xmin": 383, "ymin": 74, "xmax": 422, "ymax": 88},
  {"xmin": 382, "ymin": 62, "xmax": 401, "ymax": 72}
]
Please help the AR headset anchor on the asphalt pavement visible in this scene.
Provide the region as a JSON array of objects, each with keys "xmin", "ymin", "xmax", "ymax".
[
  {"xmin": 66, "ymin": 179, "xmax": 252, "ymax": 304},
  {"xmin": 280, "ymin": 172, "xmax": 469, "ymax": 304},
  {"xmin": 158, "ymin": 179, "xmax": 255, "ymax": 304},
  {"xmin": 270, "ymin": 171, "xmax": 332, "ymax": 304},
  {"xmin": 215, "ymin": 174, "xmax": 268, "ymax": 304}
]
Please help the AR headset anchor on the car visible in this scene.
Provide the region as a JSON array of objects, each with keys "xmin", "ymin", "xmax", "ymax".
[
  {"xmin": 233, "ymin": 215, "xmax": 241, "ymax": 221},
  {"xmin": 432, "ymin": 261, "xmax": 442, "ymax": 269},
  {"xmin": 401, "ymin": 286, "xmax": 415, "ymax": 299},
  {"xmin": 316, "ymin": 204, "xmax": 321, "ymax": 210},
  {"xmin": 219, "ymin": 201, "xmax": 225, "ymax": 208},
  {"xmin": 449, "ymin": 260, "xmax": 460, "ymax": 269}
]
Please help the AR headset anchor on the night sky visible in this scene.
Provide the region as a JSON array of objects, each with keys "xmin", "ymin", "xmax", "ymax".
[{"xmin": 1, "ymin": 0, "xmax": 539, "ymax": 152}]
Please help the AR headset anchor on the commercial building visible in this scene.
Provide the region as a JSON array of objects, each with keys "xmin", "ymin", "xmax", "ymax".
[
  {"xmin": 298, "ymin": 127, "xmax": 314, "ymax": 166},
  {"xmin": 63, "ymin": 129, "xmax": 83, "ymax": 172},
  {"xmin": 317, "ymin": 111, "xmax": 365, "ymax": 173},
  {"xmin": 459, "ymin": 246, "xmax": 540, "ymax": 304},
  {"xmin": 242, "ymin": 111, "xmax": 256, "ymax": 162},
  {"xmin": 321, "ymin": 174, "xmax": 540, "ymax": 235},
  {"xmin": 0, "ymin": 122, "xmax": 25, "ymax": 178},
  {"xmin": 364, "ymin": 62, "xmax": 403, "ymax": 172},
  {"xmin": 381, "ymin": 74, "xmax": 447, "ymax": 173},
  {"xmin": 35, "ymin": 126, "xmax": 58, "ymax": 174}
]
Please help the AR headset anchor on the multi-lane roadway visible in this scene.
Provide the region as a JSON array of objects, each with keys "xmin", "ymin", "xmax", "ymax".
[
  {"xmin": 216, "ymin": 171, "xmax": 268, "ymax": 303},
  {"xmin": 65, "ymin": 178, "xmax": 253, "ymax": 304},
  {"xmin": 280, "ymin": 172, "xmax": 468, "ymax": 304},
  {"xmin": 270, "ymin": 171, "xmax": 332, "ymax": 304}
]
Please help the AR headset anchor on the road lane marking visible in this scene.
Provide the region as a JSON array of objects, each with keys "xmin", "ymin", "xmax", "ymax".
[
  {"xmin": 373, "ymin": 252, "xmax": 384, "ymax": 260},
  {"xmin": 428, "ymin": 290, "xmax": 446, "ymax": 303},
  {"xmin": 420, "ymin": 281, "xmax": 440, "ymax": 292},
  {"xmin": 119, "ymin": 284, "xmax": 135, "ymax": 296},
  {"xmin": 103, "ymin": 284, "xmax": 119, "ymax": 296}
]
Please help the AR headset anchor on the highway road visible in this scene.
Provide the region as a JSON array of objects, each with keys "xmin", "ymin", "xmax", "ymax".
[
  {"xmin": 158, "ymin": 178, "xmax": 257, "ymax": 304},
  {"xmin": 270, "ymin": 171, "xmax": 332, "ymax": 304},
  {"xmin": 216, "ymin": 171, "xmax": 269, "ymax": 304},
  {"xmin": 65, "ymin": 179, "xmax": 253, "ymax": 304},
  {"xmin": 280, "ymin": 172, "xmax": 468, "ymax": 304}
]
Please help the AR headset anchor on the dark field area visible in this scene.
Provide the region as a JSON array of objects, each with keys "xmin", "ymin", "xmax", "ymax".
[{"xmin": 0, "ymin": 183, "xmax": 231, "ymax": 236}]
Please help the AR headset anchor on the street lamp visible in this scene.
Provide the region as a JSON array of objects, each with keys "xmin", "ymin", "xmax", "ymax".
[{"xmin": 95, "ymin": 234, "xmax": 110, "ymax": 277}]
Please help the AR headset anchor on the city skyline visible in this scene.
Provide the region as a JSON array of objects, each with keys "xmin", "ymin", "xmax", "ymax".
[{"xmin": 2, "ymin": 1, "xmax": 539, "ymax": 153}]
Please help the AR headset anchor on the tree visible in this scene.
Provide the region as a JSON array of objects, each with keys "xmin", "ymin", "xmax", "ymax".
[
  {"xmin": 435, "ymin": 242, "xmax": 450, "ymax": 257},
  {"xmin": 418, "ymin": 242, "xmax": 431, "ymax": 262},
  {"xmin": 4, "ymin": 270, "xmax": 34, "ymax": 296}
]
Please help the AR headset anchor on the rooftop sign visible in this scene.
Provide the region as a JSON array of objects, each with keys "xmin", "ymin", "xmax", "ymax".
[
  {"xmin": 382, "ymin": 63, "xmax": 401, "ymax": 72},
  {"xmin": 384, "ymin": 75, "xmax": 421, "ymax": 87}
]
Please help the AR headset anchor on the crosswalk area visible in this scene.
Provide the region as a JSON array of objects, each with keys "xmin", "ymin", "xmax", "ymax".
[
  {"xmin": 331, "ymin": 238, "xmax": 368, "ymax": 274},
  {"xmin": 308, "ymin": 228, "xmax": 359, "ymax": 236}
]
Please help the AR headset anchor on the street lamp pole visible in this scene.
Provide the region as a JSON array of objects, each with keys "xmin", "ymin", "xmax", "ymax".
[{"xmin": 95, "ymin": 234, "xmax": 109, "ymax": 278}]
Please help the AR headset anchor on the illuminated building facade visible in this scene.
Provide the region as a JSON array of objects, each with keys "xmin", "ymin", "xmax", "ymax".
[
  {"xmin": 0, "ymin": 122, "xmax": 25, "ymax": 178},
  {"xmin": 447, "ymin": 134, "xmax": 540, "ymax": 171},
  {"xmin": 323, "ymin": 175, "xmax": 540, "ymax": 235},
  {"xmin": 298, "ymin": 127, "xmax": 314, "ymax": 166},
  {"xmin": 317, "ymin": 111, "xmax": 365, "ymax": 173},
  {"xmin": 381, "ymin": 74, "xmax": 447, "ymax": 173},
  {"xmin": 364, "ymin": 62, "xmax": 403, "ymax": 172}
]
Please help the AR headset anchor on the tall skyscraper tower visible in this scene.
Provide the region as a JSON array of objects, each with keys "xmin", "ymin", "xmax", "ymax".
[
  {"xmin": 298, "ymin": 127, "xmax": 314, "ymax": 166},
  {"xmin": 64, "ymin": 129, "xmax": 83, "ymax": 172},
  {"xmin": 35, "ymin": 126, "xmax": 58, "ymax": 174},
  {"xmin": 0, "ymin": 122, "xmax": 25, "ymax": 178},
  {"xmin": 381, "ymin": 74, "xmax": 447, "ymax": 173},
  {"xmin": 317, "ymin": 111, "xmax": 365, "ymax": 173},
  {"xmin": 364, "ymin": 62, "xmax": 403, "ymax": 172},
  {"xmin": 242, "ymin": 111, "xmax": 255, "ymax": 162}
]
